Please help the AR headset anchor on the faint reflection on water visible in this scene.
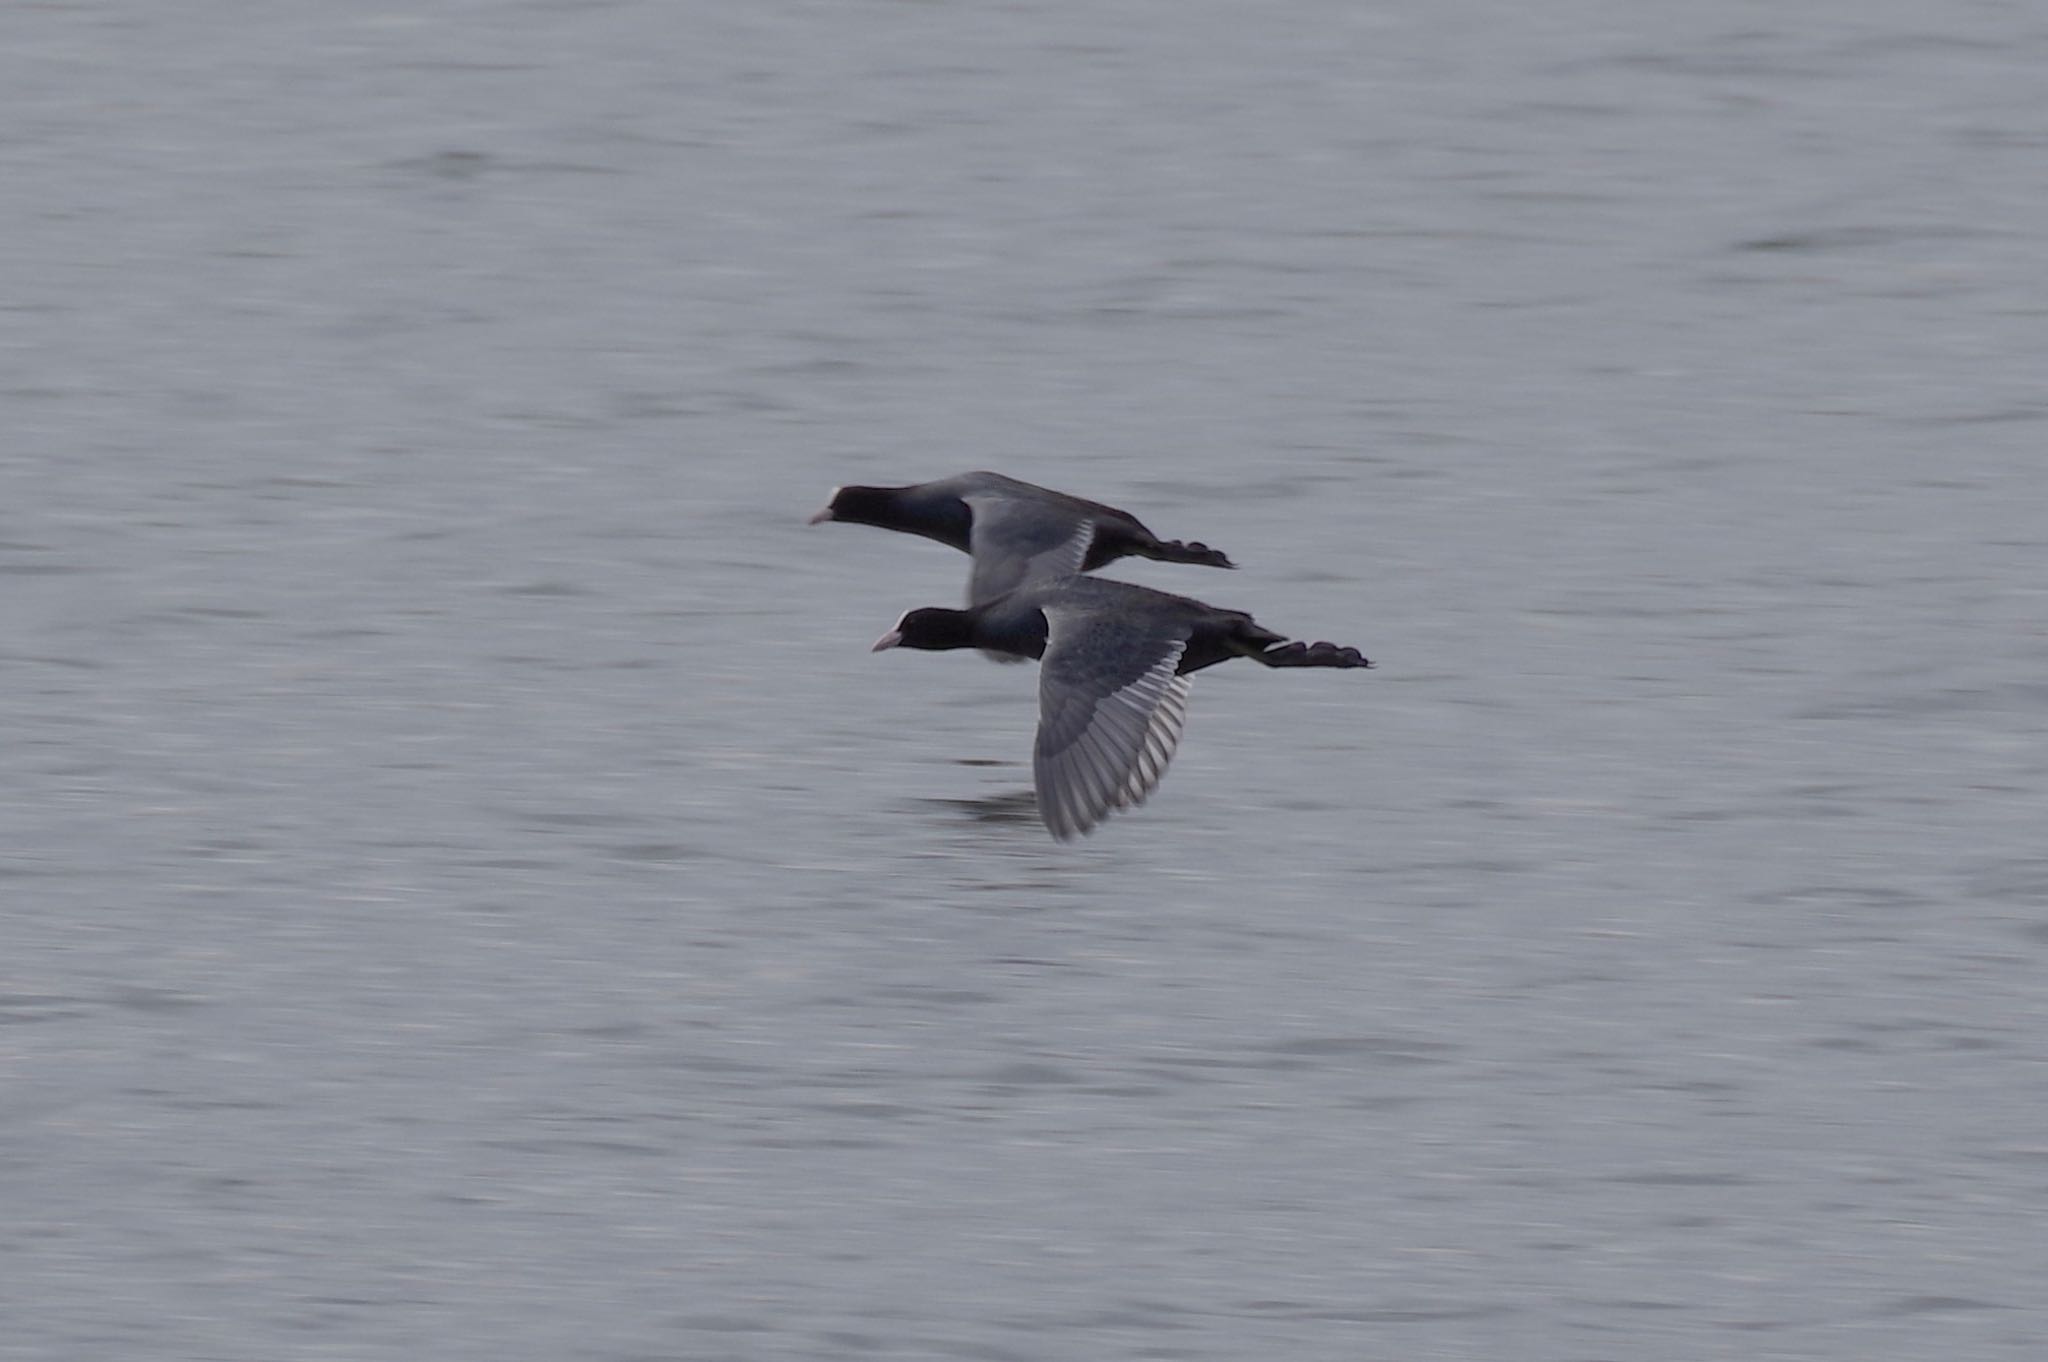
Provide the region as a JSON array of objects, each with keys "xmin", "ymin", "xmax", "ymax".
[{"xmin": 914, "ymin": 788, "xmax": 1041, "ymax": 828}]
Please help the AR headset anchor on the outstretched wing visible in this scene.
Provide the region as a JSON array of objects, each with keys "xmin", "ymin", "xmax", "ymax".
[
  {"xmin": 963, "ymin": 496, "xmax": 1094, "ymax": 607},
  {"xmin": 1033, "ymin": 607, "xmax": 1193, "ymax": 841}
]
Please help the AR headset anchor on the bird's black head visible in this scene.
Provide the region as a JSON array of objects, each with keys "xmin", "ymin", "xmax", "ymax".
[
  {"xmin": 872, "ymin": 607, "xmax": 978, "ymax": 653},
  {"xmin": 807, "ymin": 484, "xmax": 897, "ymax": 528}
]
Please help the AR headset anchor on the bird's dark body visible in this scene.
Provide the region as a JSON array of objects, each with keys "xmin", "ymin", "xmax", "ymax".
[
  {"xmin": 819, "ymin": 472, "xmax": 1232, "ymax": 574},
  {"xmin": 891, "ymin": 575, "xmax": 1368, "ymax": 676},
  {"xmin": 956, "ymin": 577, "xmax": 1286, "ymax": 674}
]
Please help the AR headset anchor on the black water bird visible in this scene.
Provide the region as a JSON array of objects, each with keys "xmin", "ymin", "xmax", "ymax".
[
  {"xmin": 872, "ymin": 567, "xmax": 1371, "ymax": 841},
  {"xmin": 808, "ymin": 471, "xmax": 1234, "ymax": 608}
]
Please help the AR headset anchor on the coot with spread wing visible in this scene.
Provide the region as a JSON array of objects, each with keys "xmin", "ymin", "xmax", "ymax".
[{"xmin": 873, "ymin": 573, "xmax": 1370, "ymax": 841}]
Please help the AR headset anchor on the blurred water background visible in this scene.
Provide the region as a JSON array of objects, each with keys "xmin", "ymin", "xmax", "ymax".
[{"xmin": 6, "ymin": 2, "xmax": 2048, "ymax": 1358}]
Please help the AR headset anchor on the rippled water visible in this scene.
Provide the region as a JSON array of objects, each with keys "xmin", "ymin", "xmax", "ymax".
[{"xmin": 7, "ymin": 2, "xmax": 2048, "ymax": 1359}]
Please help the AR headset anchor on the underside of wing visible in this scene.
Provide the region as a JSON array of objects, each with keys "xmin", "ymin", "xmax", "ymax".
[{"xmin": 1033, "ymin": 621, "xmax": 1192, "ymax": 841}]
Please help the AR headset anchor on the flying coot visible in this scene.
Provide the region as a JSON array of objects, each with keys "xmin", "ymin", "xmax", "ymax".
[
  {"xmin": 872, "ymin": 565, "xmax": 1370, "ymax": 842},
  {"xmin": 808, "ymin": 471, "xmax": 1235, "ymax": 608}
]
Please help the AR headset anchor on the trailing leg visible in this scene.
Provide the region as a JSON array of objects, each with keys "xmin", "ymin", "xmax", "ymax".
[
  {"xmin": 1142, "ymin": 537, "xmax": 1236, "ymax": 569},
  {"xmin": 1250, "ymin": 638, "xmax": 1372, "ymax": 669}
]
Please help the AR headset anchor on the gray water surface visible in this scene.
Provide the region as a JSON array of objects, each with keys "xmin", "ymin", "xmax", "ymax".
[{"xmin": 6, "ymin": 2, "xmax": 2048, "ymax": 1359}]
